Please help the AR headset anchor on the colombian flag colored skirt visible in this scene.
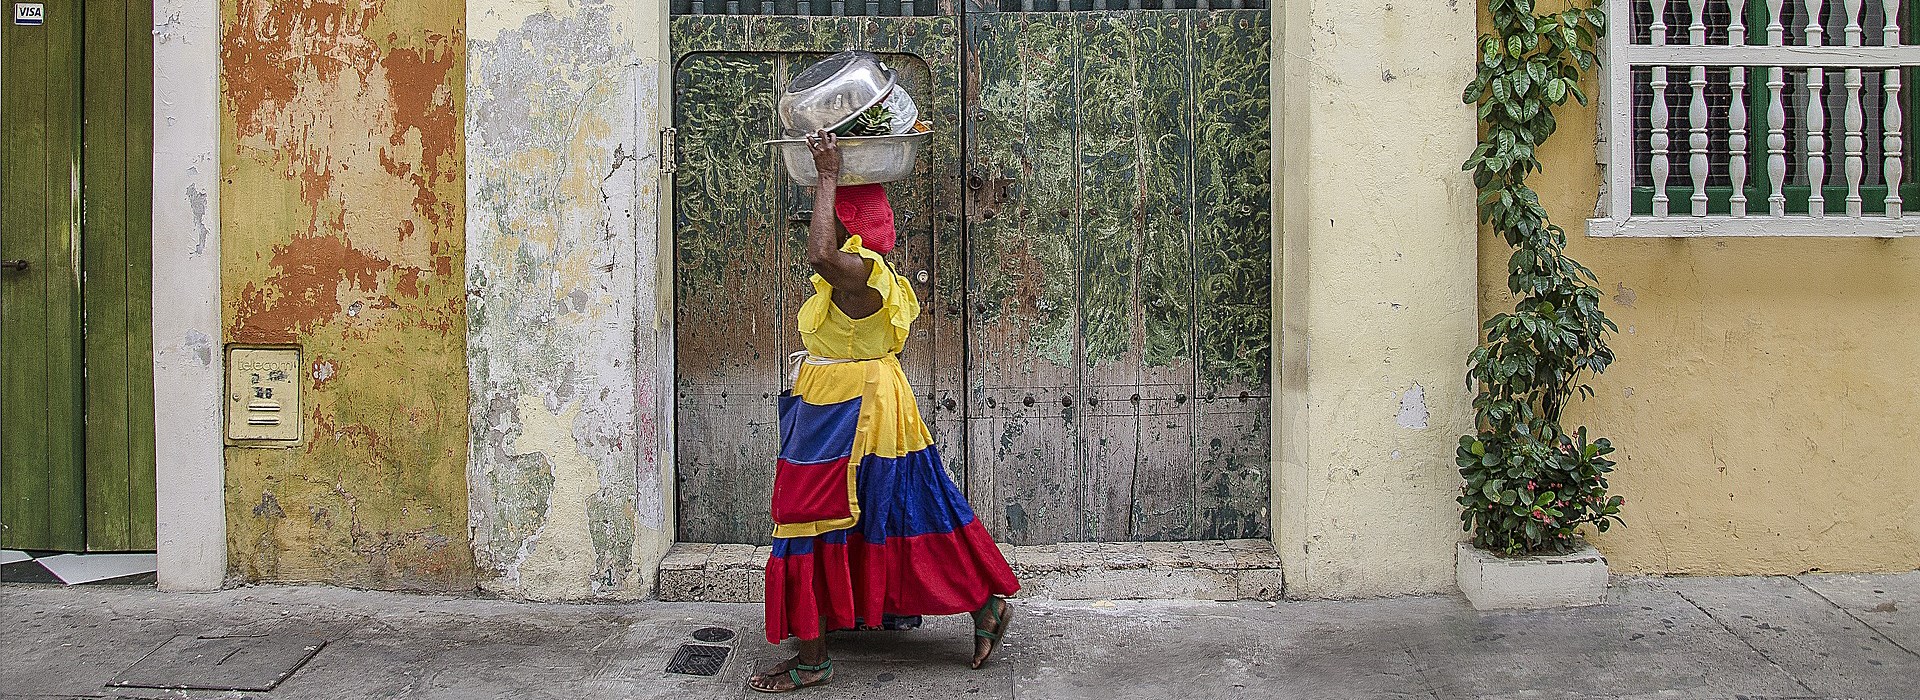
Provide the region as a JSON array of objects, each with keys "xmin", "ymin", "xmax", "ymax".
[{"xmin": 765, "ymin": 355, "xmax": 1019, "ymax": 644}]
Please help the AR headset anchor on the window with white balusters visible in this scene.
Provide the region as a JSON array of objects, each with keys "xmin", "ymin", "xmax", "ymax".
[{"xmin": 1592, "ymin": 0, "xmax": 1920, "ymax": 236}]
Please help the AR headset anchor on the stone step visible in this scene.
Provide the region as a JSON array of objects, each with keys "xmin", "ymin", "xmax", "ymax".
[{"xmin": 657, "ymin": 539, "xmax": 1284, "ymax": 603}]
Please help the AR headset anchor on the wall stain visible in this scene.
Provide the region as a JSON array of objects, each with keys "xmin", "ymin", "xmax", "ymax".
[
  {"xmin": 465, "ymin": 2, "xmax": 664, "ymax": 600},
  {"xmin": 221, "ymin": 0, "xmax": 473, "ymax": 591}
]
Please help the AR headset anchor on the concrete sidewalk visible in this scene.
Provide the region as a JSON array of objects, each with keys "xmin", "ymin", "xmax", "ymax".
[{"xmin": 2, "ymin": 573, "xmax": 1916, "ymax": 700}]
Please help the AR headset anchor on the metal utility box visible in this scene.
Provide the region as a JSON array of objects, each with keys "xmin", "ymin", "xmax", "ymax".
[{"xmin": 225, "ymin": 346, "xmax": 301, "ymax": 444}]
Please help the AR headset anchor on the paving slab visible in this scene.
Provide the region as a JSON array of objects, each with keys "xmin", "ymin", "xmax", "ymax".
[
  {"xmin": 1008, "ymin": 599, "xmax": 1439, "ymax": 700},
  {"xmin": 1658, "ymin": 575, "xmax": 1920, "ymax": 700},
  {"xmin": 1795, "ymin": 572, "xmax": 1920, "ymax": 654},
  {"xmin": 1406, "ymin": 580, "xmax": 1808, "ymax": 700}
]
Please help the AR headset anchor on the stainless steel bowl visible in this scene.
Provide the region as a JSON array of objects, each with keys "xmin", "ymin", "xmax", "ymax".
[
  {"xmin": 766, "ymin": 131, "xmax": 934, "ymax": 186},
  {"xmin": 777, "ymin": 51, "xmax": 898, "ymax": 135}
]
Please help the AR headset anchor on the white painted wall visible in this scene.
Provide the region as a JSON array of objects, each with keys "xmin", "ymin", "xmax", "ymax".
[
  {"xmin": 1273, "ymin": 0, "xmax": 1480, "ymax": 598},
  {"xmin": 150, "ymin": 0, "xmax": 226, "ymax": 591},
  {"xmin": 464, "ymin": 0, "xmax": 674, "ymax": 600}
]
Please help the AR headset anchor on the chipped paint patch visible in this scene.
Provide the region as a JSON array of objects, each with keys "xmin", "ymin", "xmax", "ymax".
[
  {"xmin": 1395, "ymin": 383, "xmax": 1429, "ymax": 430},
  {"xmin": 465, "ymin": 0, "xmax": 667, "ymax": 600},
  {"xmin": 504, "ymin": 395, "xmax": 602, "ymax": 600},
  {"xmin": 220, "ymin": 0, "xmax": 473, "ymax": 591}
]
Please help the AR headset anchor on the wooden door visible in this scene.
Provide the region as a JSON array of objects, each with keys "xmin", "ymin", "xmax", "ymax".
[
  {"xmin": 667, "ymin": 8, "xmax": 1269, "ymax": 547},
  {"xmin": 672, "ymin": 16, "xmax": 966, "ymax": 545},
  {"xmin": 962, "ymin": 9, "xmax": 1272, "ymax": 545},
  {"xmin": 1, "ymin": 0, "xmax": 156, "ymax": 552},
  {"xmin": 2, "ymin": 0, "xmax": 88, "ymax": 551}
]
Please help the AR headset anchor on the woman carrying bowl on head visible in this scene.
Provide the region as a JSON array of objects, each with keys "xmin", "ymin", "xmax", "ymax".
[{"xmin": 747, "ymin": 130, "xmax": 1020, "ymax": 694}]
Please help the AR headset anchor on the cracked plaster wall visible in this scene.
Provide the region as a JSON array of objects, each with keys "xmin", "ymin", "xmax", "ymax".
[
  {"xmin": 220, "ymin": 0, "xmax": 475, "ymax": 590},
  {"xmin": 465, "ymin": 0, "xmax": 673, "ymax": 600}
]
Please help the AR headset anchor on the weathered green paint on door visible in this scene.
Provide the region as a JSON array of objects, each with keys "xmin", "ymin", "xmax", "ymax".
[
  {"xmin": 2, "ymin": 0, "xmax": 88, "ymax": 552},
  {"xmin": 670, "ymin": 9, "xmax": 1268, "ymax": 545},
  {"xmin": 672, "ymin": 16, "xmax": 966, "ymax": 545},
  {"xmin": 963, "ymin": 10, "xmax": 1271, "ymax": 544},
  {"xmin": 1, "ymin": 0, "xmax": 157, "ymax": 552}
]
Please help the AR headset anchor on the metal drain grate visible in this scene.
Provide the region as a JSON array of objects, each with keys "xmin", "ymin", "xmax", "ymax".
[
  {"xmin": 691, "ymin": 626, "xmax": 736, "ymax": 643},
  {"xmin": 666, "ymin": 643, "xmax": 732, "ymax": 676}
]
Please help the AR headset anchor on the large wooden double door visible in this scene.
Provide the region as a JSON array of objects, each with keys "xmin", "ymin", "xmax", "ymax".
[{"xmin": 672, "ymin": 7, "xmax": 1270, "ymax": 546}]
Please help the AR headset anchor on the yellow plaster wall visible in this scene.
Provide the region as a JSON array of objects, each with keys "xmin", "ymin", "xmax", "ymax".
[
  {"xmin": 220, "ymin": 0, "xmax": 474, "ymax": 590},
  {"xmin": 1495, "ymin": 25, "xmax": 1920, "ymax": 575},
  {"xmin": 1274, "ymin": 0, "xmax": 1483, "ymax": 597}
]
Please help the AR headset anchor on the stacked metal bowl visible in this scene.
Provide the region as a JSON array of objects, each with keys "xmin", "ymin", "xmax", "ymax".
[{"xmin": 767, "ymin": 50, "xmax": 932, "ymax": 186}]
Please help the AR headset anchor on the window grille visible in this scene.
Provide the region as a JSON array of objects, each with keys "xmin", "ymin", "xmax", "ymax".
[{"xmin": 1595, "ymin": 0, "xmax": 1920, "ymax": 236}]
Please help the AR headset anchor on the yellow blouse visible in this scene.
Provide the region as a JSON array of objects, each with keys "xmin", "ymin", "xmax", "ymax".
[{"xmin": 797, "ymin": 235, "xmax": 920, "ymax": 360}]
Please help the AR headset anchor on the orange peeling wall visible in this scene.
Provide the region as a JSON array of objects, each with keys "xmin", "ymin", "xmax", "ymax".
[{"xmin": 220, "ymin": 0, "xmax": 473, "ymax": 589}]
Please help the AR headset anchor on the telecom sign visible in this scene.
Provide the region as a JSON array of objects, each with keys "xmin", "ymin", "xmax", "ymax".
[{"xmin": 14, "ymin": 3, "xmax": 44, "ymax": 25}]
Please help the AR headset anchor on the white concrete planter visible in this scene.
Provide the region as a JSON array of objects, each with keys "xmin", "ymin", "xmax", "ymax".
[{"xmin": 1456, "ymin": 542, "xmax": 1609, "ymax": 610}]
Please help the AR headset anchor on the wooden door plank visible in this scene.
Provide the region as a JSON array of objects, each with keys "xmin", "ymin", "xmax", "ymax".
[
  {"xmin": 0, "ymin": 0, "xmax": 87, "ymax": 551},
  {"xmin": 1129, "ymin": 10, "xmax": 1202, "ymax": 541},
  {"xmin": 125, "ymin": 0, "xmax": 160, "ymax": 549},
  {"xmin": 0, "ymin": 7, "xmax": 56, "ymax": 548},
  {"xmin": 964, "ymin": 12, "xmax": 1083, "ymax": 544},
  {"xmin": 83, "ymin": 0, "xmax": 136, "ymax": 551},
  {"xmin": 673, "ymin": 51, "xmax": 784, "ymax": 543},
  {"xmin": 871, "ymin": 17, "xmax": 970, "ymax": 475},
  {"xmin": 1190, "ymin": 10, "xmax": 1271, "ymax": 539},
  {"xmin": 1076, "ymin": 11, "xmax": 1143, "ymax": 542}
]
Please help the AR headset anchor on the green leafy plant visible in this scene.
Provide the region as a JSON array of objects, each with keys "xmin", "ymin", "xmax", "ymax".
[
  {"xmin": 1458, "ymin": 0, "xmax": 1624, "ymax": 556},
  {"xmin": 832, "ymin": 104, "xmax": 894, "ymax": 137}
]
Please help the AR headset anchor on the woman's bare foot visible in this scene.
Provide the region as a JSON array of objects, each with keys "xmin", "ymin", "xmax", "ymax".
[
  {"xmin": 969, "ymin": 596, "xmax": 1012, "ymax": 669},
  {"xmin": 746, "ymin": 657, "xmax": 832, "ymax": 693},
  {"xmin": 748, "ymin": 655, "xmax": 802, "ymax": 684},
  {"xmin": 748, "ymin": 637, "xmax": 832, "ymax": 693}
]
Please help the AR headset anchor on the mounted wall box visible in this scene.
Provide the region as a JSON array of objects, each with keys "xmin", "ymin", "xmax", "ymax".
[{"xmin": 226, "ymin": 346, "xmax": 301, "ymax": 444}]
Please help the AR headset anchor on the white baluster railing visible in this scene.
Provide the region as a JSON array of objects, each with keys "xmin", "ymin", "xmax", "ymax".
[
  {"xmin": 1886, "ymin": 0, "xmax": 1906, "ymax": 218},
  {"xmin": 1806, "ymin": 0, "xmax": 1829, "ymax": 217},
  {"xmin": 1594, "ymin": 0, "xmax": 1920, "ymax": 236},
  {"xmin": 1768, "ymin": 0, "xmax": 1791, "ymax": 216},
  {"xmin": 1731, "ymin": 0, "xmax": 1751, "ymax": 217},
  {"xmin": 1688, "ymin": 0, "xmax": 1709, "ymax": 215}
]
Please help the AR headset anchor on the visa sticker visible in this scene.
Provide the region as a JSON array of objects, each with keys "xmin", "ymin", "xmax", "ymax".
[{"xmin": 14, "ymin": 3, "xmax": 44, "ymax": 25}]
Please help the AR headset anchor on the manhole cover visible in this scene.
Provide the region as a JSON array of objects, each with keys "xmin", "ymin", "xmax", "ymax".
[
  {"xmin": 665, "ymin": 643, "xmax": 731, "ymax": 676},
  {"xmin": 691, "ymin": 626, "xmax": 735, "ymax": 643},
  {"xmin": 108, "ymin": 634, "xmax": 325, "ymax": 691}
]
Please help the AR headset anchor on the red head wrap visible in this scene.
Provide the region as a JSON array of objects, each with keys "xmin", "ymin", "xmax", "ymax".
[{"xmin": 833, "ymin": 183, "xmax": 896, "ymax": 254}]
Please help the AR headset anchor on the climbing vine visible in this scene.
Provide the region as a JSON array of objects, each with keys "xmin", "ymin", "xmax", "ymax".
[{"xmin": 1458, "ymin": 0, "xmax": 1624, "ymax": 556}]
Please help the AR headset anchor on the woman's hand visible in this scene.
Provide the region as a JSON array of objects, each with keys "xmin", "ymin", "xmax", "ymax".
[{"xmin": 807, "ymin": 129, "xmax": 842, "ymax": 179}]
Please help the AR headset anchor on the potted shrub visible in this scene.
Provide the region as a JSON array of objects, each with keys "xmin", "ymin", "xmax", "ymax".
[{"xmin": 1456, "ymin": 0, "xmax": 1624, "ymax": 610}]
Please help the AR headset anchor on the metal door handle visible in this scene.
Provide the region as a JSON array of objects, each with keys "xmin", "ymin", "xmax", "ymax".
[
  {"xmin": 789, "ymin": 210, "xmax": 813, "ymax": 224},
  {"xmin": 1, "ymin": 259, "xmax": 26, "ymax": 272}
]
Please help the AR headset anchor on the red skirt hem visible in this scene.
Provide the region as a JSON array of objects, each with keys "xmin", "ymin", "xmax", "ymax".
[{"xmin": 764, "ymin": 518, "xmax": 1020, "ymax": 644}]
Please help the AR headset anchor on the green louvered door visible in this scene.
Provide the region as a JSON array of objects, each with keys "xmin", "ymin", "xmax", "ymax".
[
  {"xmin": 1, "ymin": 0, "xmax": 156, "ymax": 552},
  {"xmin": 669, "ymin": 8, "xmax": 1270, "ymax": 546},
  {"xmin": 962, "ymin": 9, "xmax": 1271, "ymax": 545}
]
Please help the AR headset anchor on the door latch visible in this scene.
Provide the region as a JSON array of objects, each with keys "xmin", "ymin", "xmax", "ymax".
[
  {"xmin": 0, "ymin": 259, "xmax": 27, "ymax": 272},
  {"xmin": 660, "ymin": 127, "xmax": 678, "ymax": 174}
]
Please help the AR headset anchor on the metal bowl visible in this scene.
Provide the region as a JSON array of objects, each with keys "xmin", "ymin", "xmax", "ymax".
[
  {"xmin": 777, "ymin": 51, "xmax": 898, "ymax": 135},
  {"xmin": 766, "ymin": 131, "xmax": 934, "ymax": 186}
]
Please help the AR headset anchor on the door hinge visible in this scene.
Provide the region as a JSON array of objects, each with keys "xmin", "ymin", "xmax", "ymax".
[{"xmin": 660, "ymin": 127, "xmax": 678, "ymax": 174}]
